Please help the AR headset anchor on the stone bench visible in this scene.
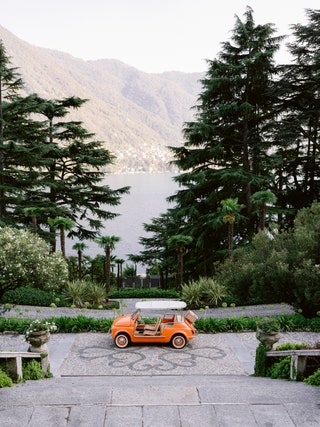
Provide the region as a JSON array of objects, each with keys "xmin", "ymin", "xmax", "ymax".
[
  {"xmin": 266, "ymin": 349, "xmax": 320, "ymax": 380},
  {"xmin": 0, "ymin": 351, "xmax": 43, "ymax": 381}
]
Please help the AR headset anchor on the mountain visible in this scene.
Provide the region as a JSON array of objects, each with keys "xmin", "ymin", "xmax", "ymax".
[{"xmin": 0, "ymin": 25, "xmax": 203, "ymax": 173}]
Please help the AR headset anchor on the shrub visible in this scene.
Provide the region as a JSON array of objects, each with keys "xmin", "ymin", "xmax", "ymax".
[
  {"xmin": 275, "ymin": 342, "xmax": 312, "ymax": 351},
  {"xmin": 270, "ymin": 356, "xmax": 291, "ymax": 379},
  {"xmin": 256, "ymin": 317, "xmax": 280, "ymax": 333},
  {"xmin": 304, "ymin": 368, "xmax": 320, "ymax": 386},
  {"xmin": 63, "ymin": 281, "xmax": 109, "ymax": 308},
  {"xmin": 292, "ymin": 260, "xmax": 320, "ymax": 317},
  {"xmin": 22, "ymin": 359, "xmax": 43, "ymax": 380},
  {"xmin": 215, "ymin": 202, "xmax": 320, "ymax": 315},
  {"xmin": 0, "ymin": 227, "xmax": 68, "ymax": 299},
  {"xmin": 182, "ymin": 277, "xmax": 228, "ymax": 309},
  {"xmin": 2, "ymin": 287, "xmax": 67, "ymax": 307},
  {"xmin": 215, "ymin": 232, "xmax": 295, "ymax": 306},
  {"xmin": 181, "ymin": 281, "xmax": 202, "ymax": 308},
  {"xmin": 53, "ymin": 315, "xmax": 112, "ymax": 333},
  {"xmin": 63, "ymin": 281, "xmax": 90, "ymax": 307},
  {"xmin": 0, "ymin": 368, "xmax": 13, "ymax": 387},
  {"xmin": 87, "ymin": 283, "xmax": 107, "ymax": 306},
  {"xmin": 254, "ymin": 343, "xmax": 268, "ymax": 377}
]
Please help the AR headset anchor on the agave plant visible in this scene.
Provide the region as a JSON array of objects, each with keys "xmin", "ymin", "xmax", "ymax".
[
  {"xmin": 200, "ymin": 277, "xmax": 228, "ymax": 307},
  {"xmin": 63, "ymin": 280, "xmax": 89, "ymax": 308},
  {"xmin": 181, "ymin": 281, "xmax": 203, "ymax": 309}
]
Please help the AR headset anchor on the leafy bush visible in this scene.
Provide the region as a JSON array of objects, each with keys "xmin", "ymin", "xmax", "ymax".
[
  {"xmin": 215, "ymin": 202, "xmax": 320, "ymax": 316},
  {"xmin": 254, "ymin": 343, "xmax": 268, "ymax": 377},
  {"xmin": 22, "ymin": 359, "xmax": 43, "ymax": 380},
  {"xmin": 304, "ymin": 368, "xmax": 320, "ymax": 386},
  {"xmin": 256, "ymin": 317, "xmax": 280, "ymax": 333},
  {"xmin": 270, "ymin": 356, "xmax": 291, "ymax": 379},
  {"xmin": 2, "ymin": 287, "xmax": 67, "ymax": 307},
  {"xmin": 292, "ymin": 259, "xmax": 320, "ymax": 317},
  {"xmin": 182, "ymin": 277, "xmax": 228, "ymax": 309},
  {"xmin": 275, "ymin": 342, "xmax": 312, "ymax": 351},
  {"xmin": 0, "ymin": 227, "xmax": 68, "ymax": 298},
  {"xmin": 215, "ymin": 232, "xmax": 295, "ymax": 306},
  {"xmin": 0, "ymin": 368, "xmax": 13, "ymax": 387}
]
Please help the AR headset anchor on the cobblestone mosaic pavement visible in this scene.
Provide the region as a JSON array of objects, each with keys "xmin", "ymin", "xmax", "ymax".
[
  {"xmin": 1, "ymin": 331, "xmax": 320, "ymax": 377},
  {"xmin": 58, "ymin": 333, "xmax": 245, "ymax": 376}
]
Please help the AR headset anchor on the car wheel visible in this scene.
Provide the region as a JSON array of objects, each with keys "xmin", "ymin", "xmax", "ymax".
[
  {"xmin": 171, "ymin": 334, "xmax": 186, "ymax": 349},
  {"xmin": 115, "ymin": 333, "xmax": 130, "ymax": 349}
]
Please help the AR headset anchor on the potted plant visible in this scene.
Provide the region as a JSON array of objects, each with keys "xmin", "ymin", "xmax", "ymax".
[
  {"xmin": 25, "ymin": 319, "xmax": 57, "ymax": 348},
  {"xmin": 256, "ymin": 317, "xmax": 280, "ymax": 349}
]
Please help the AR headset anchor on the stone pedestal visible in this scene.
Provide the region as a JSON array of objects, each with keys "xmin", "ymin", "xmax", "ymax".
[{"xmin": 28, "ymin": 331, "xmax": 50, "ymax": 375}]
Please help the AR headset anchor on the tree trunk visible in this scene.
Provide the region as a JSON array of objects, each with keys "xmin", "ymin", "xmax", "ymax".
[
  {"xmin": 228, "ymin": 223, "xmax": 234, "ymax": 259},
  {"xmin": 117, "ymin": 263, "xmax": 120, "ymax": 290},
  {"xmin": 60, "ymin": 227, "xmax": 66, "ymax": 258},
  {"xmin": 78, "ymin": 250, "xmax": 82, "ymax": 279},
  {"xmin": 105, "ymin": 247, "xmax": 111, "ymax": 294},
  {"xmin": 31, "ymin": 215, "xmax": 37, "ymax": 234},
  {"xmin": 177, "ymin": 248, "xmax": 184, "ymax": 293}
]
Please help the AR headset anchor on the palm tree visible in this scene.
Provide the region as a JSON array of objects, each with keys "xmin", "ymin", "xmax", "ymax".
[
  {"xmin": 218, "ymin": 198, "xmax": 244, "ymax": 259},
  {"xmin": 48, "ymin": 217, "xmax": 75, "ymax": 257},
  {"xmin": 167, "ymin": 234, "xmax": 193, "ymax": 293},
  {"xmin": 251, "ymin": 190, "xmax": 277, "ymax": 231},
  {"xmin": 23, "ymin": 207, "xmax": 45, "ymax": 234},
  {"xmin": 95, "ymin": 235, "xmax": 120, "ymax": 293},
  {"xmin": 72, "ymin": 242, "xmax": 88, "ymax": 279}
]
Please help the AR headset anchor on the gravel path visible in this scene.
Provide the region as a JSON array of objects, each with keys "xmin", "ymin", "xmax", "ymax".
[{"xmin": 1, "ymin": 300, "xmax": 296, "ymax": 320}]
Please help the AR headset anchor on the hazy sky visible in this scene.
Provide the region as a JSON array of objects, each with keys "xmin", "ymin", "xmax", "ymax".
[{"xmin": 1, "ymin": 0, "xmax": 319, "ymax": 73}]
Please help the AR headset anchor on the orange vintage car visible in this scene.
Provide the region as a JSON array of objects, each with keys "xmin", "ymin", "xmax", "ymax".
[{"xmin": 110, "ymin": 300, "xmax": 198, "ymax": 349}]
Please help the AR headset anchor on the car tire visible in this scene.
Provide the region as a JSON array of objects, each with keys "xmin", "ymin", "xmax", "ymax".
[
  {"xmin": 171, "ymin": 334, "xmax": 186, "ymax": 349},
  {"xmin": 115, "ymin": 333, "xmax": 130, "ymax": 349}
]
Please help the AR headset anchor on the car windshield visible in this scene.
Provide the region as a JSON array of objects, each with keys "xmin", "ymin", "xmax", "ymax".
[{"xmin": 131, "ymin": 309, "xmax": 140, "ymax": 320}]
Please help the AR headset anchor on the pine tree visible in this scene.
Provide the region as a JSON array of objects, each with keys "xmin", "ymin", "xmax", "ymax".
[
  {"xmin": 18, "ymin": 95, "xmax": 130, "ymax": 248},
  {"xmin": 0, "ymin": 41, "xmax": 45, "ymax": 224},
  {"xmin": 150, "ymin": 8, "xmax": 283, "ymax": 275},
  {"xmin": 274, "ymin": 9, "xmax": 320, "ymax": 215}
]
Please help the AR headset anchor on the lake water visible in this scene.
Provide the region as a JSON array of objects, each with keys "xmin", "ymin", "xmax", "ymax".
[{"xmin": 66, "ymin": 173, "xmax": 178, "ymax": 274}]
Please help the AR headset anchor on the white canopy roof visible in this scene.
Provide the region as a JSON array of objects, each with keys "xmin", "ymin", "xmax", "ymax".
[{"xmin": 135, "ymin": 300, "xmax": 187, "ymax": 310}]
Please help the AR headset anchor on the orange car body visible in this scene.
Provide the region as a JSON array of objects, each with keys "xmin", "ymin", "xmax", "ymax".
[{"xmin": 111, "ymin": 307, "xmax": 198, "ymax": 349}]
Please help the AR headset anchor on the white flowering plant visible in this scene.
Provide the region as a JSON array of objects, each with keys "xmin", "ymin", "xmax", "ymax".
[
  {"xmin": 25, "ymin": 319, "xmax": 57, "ymax": 342},
  {"xmin": 0, "ymin": 227, "xmax": 68, "ymax": 294}
]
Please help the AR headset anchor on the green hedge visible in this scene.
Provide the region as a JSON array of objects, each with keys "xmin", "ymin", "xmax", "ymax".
[
  {"xmin": 2, "ymin": 287, "xmax": 67, "ymax": 307},
  {"xmin": 109, "ymin": 288, "xmax": 180, "ymax": 299},
  {"xmin": 1, "ymin": 314, "xmax": 319, "ymax": 335},
  {"xmin": 0, "ymin": 316, "xmax": 113, "ymax": 334},
  {"xmin": 195, "ymin": 315, "xmax": 320, "ymax": 333}
]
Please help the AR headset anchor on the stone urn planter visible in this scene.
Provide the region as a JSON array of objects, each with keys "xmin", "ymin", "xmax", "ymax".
[
  {"xmin": 27, "ymin": 330, "xmax": 51, "ymax": 349},
  {"xmin": 256, "ymin": 329, "xmax": 280, "ymax": 350},
  {"xmin": 25, "ymin": 320, "xmax": 56, "ymax": 375},
  {"xmin": 256, "ymin": 317, "xmax": 280, "ymax": 350}
]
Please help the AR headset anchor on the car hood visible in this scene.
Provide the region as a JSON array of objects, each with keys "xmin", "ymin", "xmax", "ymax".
[{"xmin": 112, "ymin": 315, "xmax": 132, "ymax": 327}]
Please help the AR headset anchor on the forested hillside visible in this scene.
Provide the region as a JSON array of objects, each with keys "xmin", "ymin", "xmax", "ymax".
[{"xmin": 0, "ymin": 25, "xmax": 202, "ymax": 173}]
